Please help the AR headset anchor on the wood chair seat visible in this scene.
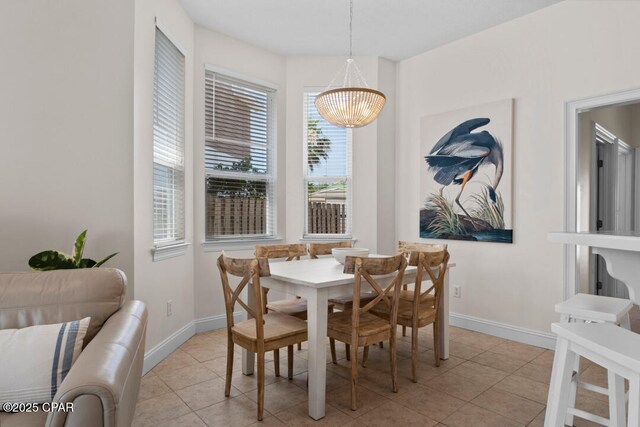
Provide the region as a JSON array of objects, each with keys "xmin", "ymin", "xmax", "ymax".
[
  {"xmin": 232, "ymin": 312, "xmax": 308, "ymax": 352},
  {"xmin": 329, "ymin": 292, "xmax": 377, "ymax": 311},
  {"xmin": 328, "ymin": 310, "xmax": 392, "ymax": 346},
  {"xmin": 399, "ymin": 289, "xmax": 434, "ymax": 303},
  {"xmin": 371, "ymin": 299, "xmax": 436, "ymax": 328}
]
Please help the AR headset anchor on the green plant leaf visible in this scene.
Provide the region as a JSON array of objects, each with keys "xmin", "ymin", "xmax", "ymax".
[
  {"xmin": 28, "ymin": 250, "xmax": 77, "ymax": 271},
  {"xmin": 72, "ymin": 230, "xmax": 87, "ymax": 266},
  {"xmin": 79, "ymin": 258, "xmax": 97, "ymax": 268},
  {"xmin": 94, "ymin": 252, "xmax": 118, "ymax": 268}
]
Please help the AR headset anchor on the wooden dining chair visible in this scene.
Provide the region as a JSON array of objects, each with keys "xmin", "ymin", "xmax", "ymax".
[
  {"xmin": 371, "ymin": 248, "xmax": 450, "ymax": 382},
  {"xmin": 308, "ymin": 240, "xmax": 353, "ymax": 259},
  {"xmin": 397, "ymin": 241, "xmax": 447, "ymax": 337},
  {"xmin": 327, "ymin": 254, "xmax": 407, "ymax": 410},
  {"xmin": 217, "ymin": 255, "xmax": 308, "ymax": 421}
]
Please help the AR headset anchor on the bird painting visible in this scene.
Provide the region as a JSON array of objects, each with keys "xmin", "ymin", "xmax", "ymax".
[
  {"xmin": 419, "ymin": 101, "xmax": 513, "ymax": 243},
  {"xmin": 425, "ymin": 118, "xmax": 504, "ymax": 226}
]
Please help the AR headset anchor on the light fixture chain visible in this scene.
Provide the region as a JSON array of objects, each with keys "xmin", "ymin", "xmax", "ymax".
[{"xmin": 349, "ymin": 0, "xmax": 353, "ymax": 58}]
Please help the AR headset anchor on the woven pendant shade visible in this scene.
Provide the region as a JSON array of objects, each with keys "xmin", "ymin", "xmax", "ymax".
[{"xmin": 315, "ymin": 87, "xmax": 386, "ymax": 128}]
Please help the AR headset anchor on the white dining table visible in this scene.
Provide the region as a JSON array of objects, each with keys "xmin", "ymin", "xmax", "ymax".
[{"xmin": 241, "ymin": 256, "xmax": 455, "ymax": 420}]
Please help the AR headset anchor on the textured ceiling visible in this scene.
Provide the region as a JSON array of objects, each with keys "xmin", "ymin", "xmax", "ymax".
[{"xmin": 180, "ymin": 0, "xmax": 562, "ymax": 61}]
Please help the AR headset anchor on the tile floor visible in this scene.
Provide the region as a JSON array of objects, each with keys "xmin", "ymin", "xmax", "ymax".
[{"xmin": 134, "ymin": 326, "xmax": 611, "ymax": 427}]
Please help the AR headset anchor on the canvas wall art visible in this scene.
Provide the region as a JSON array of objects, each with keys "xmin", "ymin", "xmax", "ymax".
[{"xmin": 419, "ymin": 99, "xmax": 513, "ymax": 243}]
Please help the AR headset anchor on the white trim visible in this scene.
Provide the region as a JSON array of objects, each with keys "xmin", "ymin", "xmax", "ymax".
[
  {"xmin": 202, "ymin": 237, "xmax": 283, "ymax": 252},
  {"xmin": 449, "ymin": 312, "xmax": 556, "ymax": 350},
  {"xmin": 204, "ymin": 64, "xmax": 278, "ymax": 90},
  {"xmin": 143, "ymin": 321, "xmax": 195, "ymax": 374},
  {"xmin": 299, "ymin": 237, "xmax": 355, "ymax": 243},
  {"xmin": 564, "ymin": 87, "xmax": 640, "ymax": 300},
  {"xmin": 636, "ymin": 148, "xmax": 640, "ymax": 232},
  {"xmin": 143, "ymin": 312, "xmax": 243, "ymax": 373},
  {"xmin": 152, "ymin": 242, "xmax": 190, "ymax": 261},
  {"xmin": 194, "ymin": 312, "xmax": 244, "ymax": 334}
]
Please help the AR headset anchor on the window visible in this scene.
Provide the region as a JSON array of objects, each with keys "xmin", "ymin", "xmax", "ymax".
[
  {"xmin": 153, "ymin": 28, "xmax": 185, "ymax": 246},
  {"xmin": 204, "ymin": 71, "xmax": 276, "ymax": 241},
  {"xmin": 303, "ymin": 92, "xmax": 352, "ymax": 238}
]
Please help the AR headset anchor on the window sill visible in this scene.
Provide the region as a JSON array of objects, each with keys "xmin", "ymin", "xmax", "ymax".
[
  {"xmin": 300, "ymin": 236, "xmax": 354, "ymax": 243},
  {"xmin": 202, "ymin": 237, "xmax": 283, "ymax": 252},
  {"xmin": 152, "ymin": 242, "xmax": 190, "ymax": 262}
]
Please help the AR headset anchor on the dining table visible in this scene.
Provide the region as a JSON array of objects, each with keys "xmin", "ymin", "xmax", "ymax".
[{"xmin": 241, "ymin": 255, "xmax": 456, "ymax": 420}]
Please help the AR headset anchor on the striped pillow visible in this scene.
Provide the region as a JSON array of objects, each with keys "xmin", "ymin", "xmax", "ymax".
[{"xmin": 0, "ymin": 318, "xmax": 90, "ymax": 404}]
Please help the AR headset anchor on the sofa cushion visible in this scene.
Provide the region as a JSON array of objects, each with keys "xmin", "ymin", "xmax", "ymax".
[
  {"xmin": 0, "ymin": 269, "xmax": 126, "ymax": 344},
  {"xmin": 0, "ymin": 317, "xmax": 90, "ymax": 405},
  {"xmin": 0, "ymin": 410, "xmax": 48, "ymax": 427}
]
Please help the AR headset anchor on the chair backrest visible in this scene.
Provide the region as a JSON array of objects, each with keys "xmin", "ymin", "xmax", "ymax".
[
  {"xmin": 397, "ymin": 241, "xmax": 447, "ymax": 259},
  {"xmin": 408, "ymin": 249, "xmax": 450, "ymax": 312},
  {"xmin": 343, "ymin": 254, "xmax": 407, "ymax": 332},
  {"xmin": 217, "ymin": 255, "xmax": 271, "ymax": 338},
  {"xmin": 255, "ymin": 243, "xmax": 307, "ymax": 261},
  {"xmin": 309, "ymin": 241, "xmax": 353, "ymax": 259}
]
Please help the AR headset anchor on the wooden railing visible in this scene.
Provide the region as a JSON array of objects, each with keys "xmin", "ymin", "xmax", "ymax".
[
  {"xmin": 206, "ymin": 197, "xmax": 347, "ymax": 236},
  {"xmin": 307, "ymin": 202, "xmax": 347, "ymax": 234},
  {"xmin": 207, "ymin": 196, "xmax": 266, "ymax": 236}
]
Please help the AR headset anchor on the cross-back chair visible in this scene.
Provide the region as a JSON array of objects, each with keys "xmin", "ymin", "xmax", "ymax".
[
  {"xmin": 327, "ymin": 254, "xmax": 407, "ymax": 410},
  {"xmin": 308, "ymin": 241, "xmax": 353, "ymax": 259},
  {"xmin": 397, "ymin": 241, "xmax": 447, "ymax": 337},
  {"xmin": 217, "ymin": 255, "xmax": 308, "ymax": 421},
  {"xmin": 371, "ymin": 248, "xmax": 450, "ymax": 382}
]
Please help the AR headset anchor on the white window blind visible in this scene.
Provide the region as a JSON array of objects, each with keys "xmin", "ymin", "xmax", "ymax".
[
  {"xmin": 303, "ymin": 92, "xmax": 352, "ymax": 237},
  {"xmin": 205, "ymin": 71, "xmax": 276, "ymax": 240},
  {"xmin": 153, "ymin": 28, "xmax": 185, "ymax": 246}
]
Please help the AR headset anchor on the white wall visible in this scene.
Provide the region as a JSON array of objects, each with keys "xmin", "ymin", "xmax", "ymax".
[
  {"xmin": 0, "ymin": 1, "xmax": 135, "ymax": 292},
  {"xmin": 396, "ymin": 0, "xmax": 640, "ymax": 333},
  {"xmin": 134, "ymin": 0, "xmax": 195, "ymax": 353},
  {"xmin": 192, "ymin": 27, "xmax": 288, "ymax": 322}
]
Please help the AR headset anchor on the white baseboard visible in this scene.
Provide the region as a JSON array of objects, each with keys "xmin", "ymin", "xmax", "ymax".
[
  {"xmin": 143, "ymin": 321, "xmax": 196, "ymax": 374},
  {"xmin": 449, "ymin": 312, "xmax": 556, "ymax": 350},
  {"xmin": 194, "ymin": 312, "xmax": 243, "ymax": 334},
  {"xmin": 143, "ymin": 312, "xmax": 243, "ymax": 374}
]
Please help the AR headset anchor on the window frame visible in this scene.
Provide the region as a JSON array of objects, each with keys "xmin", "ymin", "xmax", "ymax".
[
  {"xmin": 152, "ymin": 24, "xmax": 187, "ymax": 252},
  {"xmin": 302, "ymin": 89, "xmax": 353, "ymax": 240},
  {"xmin": 203, "ymin": 65, "xmax": 279, "ymax": 243}
]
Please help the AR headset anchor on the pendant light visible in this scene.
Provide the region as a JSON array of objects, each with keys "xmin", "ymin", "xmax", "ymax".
[{"xmin": 315, "ymin": 0, "xmax": 386, "ymax": 128}]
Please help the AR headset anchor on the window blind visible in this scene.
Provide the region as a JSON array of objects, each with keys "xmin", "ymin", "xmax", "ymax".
[
  {"xmin": 303, "ymin": 92, "xmax": 352, "ymax": 237},
  {"xmin": 153, "ymin": 28, "xmax": 185, "ymax": 246},
  {"xmin": 205, "ymin": 71, "xmax": 276, "ymax": 240}
]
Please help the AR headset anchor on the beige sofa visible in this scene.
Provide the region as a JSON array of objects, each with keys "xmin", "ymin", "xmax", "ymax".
[{"xmin": 0, "ymin": 269, "xmax": 147, "ymax": 427}]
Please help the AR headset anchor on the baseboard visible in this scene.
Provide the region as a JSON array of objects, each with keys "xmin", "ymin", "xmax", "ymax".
[
  {"xmin": 143, "ymin": 321, "xmax": 196, "ymax": 374},
  {"xmin": 194, "ymin": 311, "xmax": 243, "ymax": 334},
  {"xmin": 449, "ymin": 312, "xmax": 556, "ymax": 350},
  {"xmin": 143, "ymin": 312, "xmax": 242, "ymax": 374}
]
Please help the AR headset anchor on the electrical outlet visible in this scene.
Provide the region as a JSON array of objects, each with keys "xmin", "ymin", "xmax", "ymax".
[
  {"xmin": 167, "ymin": 300, "xmax": 173, "ymax": 316},
  {"xmin": 453, "ymin": 286, "xmax": 461, "ymax": 298}
]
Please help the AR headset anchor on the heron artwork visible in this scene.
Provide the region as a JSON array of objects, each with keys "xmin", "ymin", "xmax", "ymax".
[{"xmin": 419, "ymin": 103, "xmax": 513, "ymax": 243}]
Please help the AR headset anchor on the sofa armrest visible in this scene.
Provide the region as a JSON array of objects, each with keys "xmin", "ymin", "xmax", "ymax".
[{"xmin": 46, "ymin": 300, "xmax": 148, "ymax": 427}]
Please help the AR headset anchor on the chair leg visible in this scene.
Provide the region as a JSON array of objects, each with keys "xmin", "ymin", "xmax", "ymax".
[
  {"xmin": 345, "ymin": 344, "xmax": 351, "ymax": 361},
  {"xmin": 545, "ymin": 337, "xmax": 577, "ymax": 427},
  {"xmin": 390, "ymin": 330, "xmax": 398, "ymax": 393},
  {"xmin": 225, "ymin": 334, "xmax": 234, "ymax": 396},
  {"xmin": 608, "ymin": 370, "xmax": 626, "ymax": 426},
  {"xmin": 411, "ymin": 324, "xmax": 419, "ymax": 382},
  {"xmin": 565, "ymin": 353, "xmax": 580, "ymax": 427},
  {"xmin": 257, "ymin": 351, "xmax": 265, "ymax": 421},
  {"xmin": 273, "ymin": 348, "xmax": 280, "ymax": 377},
  {"xmin": 350, "ymin": 342, "xmax": 358, "ymax": 410},
  {"xmin": 402, "ymin": 326, "xmax": 406, "ymax": 337},
  {"xmin": 330, "ymin": 339, "xmax": 337, "ymax": 364},
  {"xmin": 433, "ymin": 321, "xmax": 440, "ymax": 367},
  {"xmin": 288, "ymin": 345, "xmax": 294, "ymax": 380},
  {"xmin": 362, "ymin": 346, "xmax": 369, "ymax": 368},
  {"xmin": 628, "ymin": 374, "xmax": 640, "ymax": 427}
]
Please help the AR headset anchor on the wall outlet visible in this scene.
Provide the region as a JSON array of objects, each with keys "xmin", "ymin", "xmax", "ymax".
[
  {"xmin": 167, "ymin": 300, "xmax": 173, "ymax": 316},
  {"xmin": 453, "ymin": 286, "xmax": 461, "ymax": 298}
]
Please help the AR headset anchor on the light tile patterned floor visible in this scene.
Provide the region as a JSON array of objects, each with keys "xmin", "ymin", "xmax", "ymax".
[{"xmin": 134, "ymin": 326, "xmax": 610, "ymax": 426}]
